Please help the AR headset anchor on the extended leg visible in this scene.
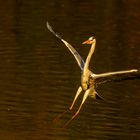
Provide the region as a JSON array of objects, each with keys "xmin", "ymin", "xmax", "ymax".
[
  {"xmin": 64, "ymin": 89, "xmax": 90, "ymax": 127},
  {"xmin": 69, "ymin": 86, "xmax": 82, "ymax": 110},
  {"xmin": 54, "ymin": 86, "xmax": 82, "ymax": 124},
  {"xmin": 72, "ymin": 88, "xmax": 90, "ymax": 118}
]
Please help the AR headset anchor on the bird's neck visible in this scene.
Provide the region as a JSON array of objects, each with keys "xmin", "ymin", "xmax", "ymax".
[{"xmin": 84, "ymin": 40, "xmax": 96, "ymax": 71}]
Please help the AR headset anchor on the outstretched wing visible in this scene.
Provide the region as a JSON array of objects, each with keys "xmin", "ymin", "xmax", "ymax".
[
  {"xmin": 93, "ymin": 69, "xmax": 140, "ymax": 86},
  {"xmin": 47, "ymin": 22, "xmax": 85, "ymax": 70}
]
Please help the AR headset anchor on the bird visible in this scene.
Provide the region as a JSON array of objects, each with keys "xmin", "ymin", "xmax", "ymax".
[{"xmin": 46, "ymin": 22, "xmax": 139, "ymax": 124}]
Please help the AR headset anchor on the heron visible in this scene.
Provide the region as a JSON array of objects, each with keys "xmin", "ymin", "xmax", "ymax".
[{"xmin": 46, "ymin": 22, "xmax": 139, "ymax": 124}]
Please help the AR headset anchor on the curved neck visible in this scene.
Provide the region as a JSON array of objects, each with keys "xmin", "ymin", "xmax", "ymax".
[{"xmin": 84, "ymin": 40, "xmax": 96, "ymax": 71}]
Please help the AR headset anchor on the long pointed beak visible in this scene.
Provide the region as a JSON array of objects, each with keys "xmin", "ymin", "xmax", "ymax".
[{"xmin": 82, "ymin": 40, "xmax": 91, "ymax": 44}]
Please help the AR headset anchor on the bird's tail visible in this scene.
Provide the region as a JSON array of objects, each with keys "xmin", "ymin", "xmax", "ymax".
[
  {"xmin": 95, "ymin": 93, "xmax": 104, "ymax": 100},
  {"xmin": 91, "ymin": 92, "xmax": 104, "ymax": 100}
]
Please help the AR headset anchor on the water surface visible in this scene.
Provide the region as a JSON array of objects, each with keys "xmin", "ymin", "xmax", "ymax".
[{"xmin": 0, "ymin": 1, "xmax": 140, "ymax": 140}]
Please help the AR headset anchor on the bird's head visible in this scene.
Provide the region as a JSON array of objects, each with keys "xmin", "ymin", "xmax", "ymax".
[{"xmin": 82, "ymin": 36, "xmax": 96, "ymax": 44}]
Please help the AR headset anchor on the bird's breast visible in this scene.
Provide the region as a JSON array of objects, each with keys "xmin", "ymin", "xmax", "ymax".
[{"xmin": 81, "ymin": 75, "xmax": 95, "ymax": 90}]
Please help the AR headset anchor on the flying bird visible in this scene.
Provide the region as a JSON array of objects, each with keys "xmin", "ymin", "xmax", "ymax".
[{"xmin": 46, "ymin": 22, "xmax": 139, "ymax": 124}]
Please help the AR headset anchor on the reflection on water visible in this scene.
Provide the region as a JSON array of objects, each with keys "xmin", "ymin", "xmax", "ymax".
[{"xmin": 0, "ymin": 1, "xmax": 140, "ymax": 140}]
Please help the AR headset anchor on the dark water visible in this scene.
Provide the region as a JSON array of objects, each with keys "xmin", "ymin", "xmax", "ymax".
[{"xmin": 0, "ymin": 1, "xmax": 140, "ymax": 140}]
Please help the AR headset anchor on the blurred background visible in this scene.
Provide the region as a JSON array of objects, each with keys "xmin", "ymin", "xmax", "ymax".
[{"xmin": 0, "ymin": 0, "xmax": 140, "ymax": 140}]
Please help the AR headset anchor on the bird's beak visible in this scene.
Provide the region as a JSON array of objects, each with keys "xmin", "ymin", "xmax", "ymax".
[{"xmin": 82, "ymin": 40, "xmax": 91, "ymax": 44}]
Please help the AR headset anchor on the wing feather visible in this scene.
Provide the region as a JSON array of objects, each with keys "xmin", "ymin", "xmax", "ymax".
[
  {"xmin": 93, "ymin": 69, "xmax": 140, "ymax": 86},
  {"xmin": 47, "ymin": 22, "xmax": 85, "ymax": 70}
]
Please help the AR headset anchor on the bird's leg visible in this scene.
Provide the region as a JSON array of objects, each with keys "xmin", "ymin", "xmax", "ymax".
[
  {"xmin": 72, "ymin": 89, "xmax": 90, "ymax": 118},
  {"xmin": 69, "ymin": 86, "xmax": 82, "ymax": 110},
  {"xmin": 64, "ymin": 89, "xmax": 90, "ymax": 127},
  {"xmin": 53, "ymin": 86, "xmax": 82, "ymax": 123}
]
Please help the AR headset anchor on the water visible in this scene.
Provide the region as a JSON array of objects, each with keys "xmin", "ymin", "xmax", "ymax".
[{"xmin": 0, "ymin": 1, "xmax": 140, "ymax": 140}]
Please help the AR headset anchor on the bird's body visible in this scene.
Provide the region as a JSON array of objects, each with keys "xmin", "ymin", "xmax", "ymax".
[
  {"xmin": 47, "ymin": 22, "xmax": 139, "ymax": 124},
  {"xmin": 81, "ymin": 37, "xmax": 96, "ymax": 91}
]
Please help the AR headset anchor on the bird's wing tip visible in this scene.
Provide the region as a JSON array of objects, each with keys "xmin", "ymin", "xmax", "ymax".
[
  {"xmin": 46, "ymin": 21, "xmax": 50, "ymax": 28},
  {"xmin": 46, "ymin": 21, "xmax": 52, "ymax": 31},
  {"xmin": 131, "ymin": 69, "xmax": 138, "ymax": 72}
]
